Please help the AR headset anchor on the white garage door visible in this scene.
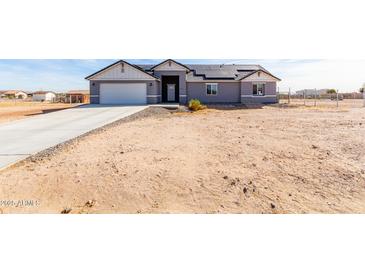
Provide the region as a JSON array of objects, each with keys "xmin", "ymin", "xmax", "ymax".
[{"xmin": 99, "ymin": 83, "xmax": 147, "ymax": 105}]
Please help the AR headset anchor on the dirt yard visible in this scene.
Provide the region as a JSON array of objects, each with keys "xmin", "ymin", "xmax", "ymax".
[
  {"xmin": 0, "ymin": 101, "xmax": 76, "ymax": 124},
  {"xmin": 1, "ymin": 101, "xmax": 364, "ymax": 213}
]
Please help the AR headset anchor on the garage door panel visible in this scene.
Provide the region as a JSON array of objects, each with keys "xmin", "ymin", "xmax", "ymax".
[{"xmin": 100, "ymin": 83, "xmax": 147, "ymax": 105}]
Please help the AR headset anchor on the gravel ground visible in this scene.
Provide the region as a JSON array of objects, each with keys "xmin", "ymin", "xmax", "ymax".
[{"xmin": 0, "ymin": 104, "xmax": 364, "ymax": 214}]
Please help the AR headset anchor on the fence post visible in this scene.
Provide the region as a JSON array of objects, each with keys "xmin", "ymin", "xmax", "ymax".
[
  {"xmin": 336, "ymin": 89, "xmax": 339, "ymax": 108},
  {"xmin": 288, "ymin": 88, "xmax": 291, "ymax": 104},
  {"xmin": 314, "ymin": 88, "xmax": 317, "ymax": 107},
  {"xmin": 304, "ymin": 89, "xmax": 306, "ymax": 106},
  {"xmin": 363, "ymin": 89, "xmax": 365, "ymax": 107}
]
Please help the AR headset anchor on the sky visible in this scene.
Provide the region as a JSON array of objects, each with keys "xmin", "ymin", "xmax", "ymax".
[{"xmin": 0, "ymin": 59, "xmax": 364, "ymax": 93}]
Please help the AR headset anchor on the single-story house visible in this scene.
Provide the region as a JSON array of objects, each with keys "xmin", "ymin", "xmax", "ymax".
[
  {"xmin": 0, "ymin": 90, "xmax": 28, "ymax": 99},
  {"xmin": 85, "ymin": 59, "xmax": 281, "ymax": 105},
  {"xmin": 66, "ymin": 90, "xmax": 90, "ymax": 103},
  {"xmin": 32, "ymin": 91, "xmax": 56, "ymax": 102}
]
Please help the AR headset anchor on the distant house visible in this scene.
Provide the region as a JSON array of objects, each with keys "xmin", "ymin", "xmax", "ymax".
[
  {"xmin": 0, "ymin": 90, "xmax": 28, "ymax": 99},
  {"xmin": 295, "ymin": 89, "xmax": 329, "ymax": 96},
  {"xmin": 66, "ymin": 90, "xmax": 90, "ymax": 103},
  {"xmin": 32, "ymin": 91, "xmax": 56, "ymax": 102}
]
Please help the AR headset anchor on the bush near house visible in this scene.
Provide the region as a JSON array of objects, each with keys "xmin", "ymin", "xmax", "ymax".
[{"xmin": 188, "ymin": 99, "xmax": 206, "ymax": 111}]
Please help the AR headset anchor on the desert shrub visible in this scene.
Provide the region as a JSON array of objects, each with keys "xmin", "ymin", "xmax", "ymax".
[{"xmin": 188, "ymin": 99, "xmax": 206, "ymax": 111}]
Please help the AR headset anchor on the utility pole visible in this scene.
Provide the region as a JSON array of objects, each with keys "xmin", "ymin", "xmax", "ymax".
[
  {"xmin": 304, "ymin": 89, "xmax": 306, "ymax": 106},
  {"xmin": 288, "ymin": 88, "xmax": 291, "ymax": 104}
]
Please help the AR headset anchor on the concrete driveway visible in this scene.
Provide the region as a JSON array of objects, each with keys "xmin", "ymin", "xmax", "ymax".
[{"xmin": 0, "ymin": 105, "xmax": 147, "ymax": 170}]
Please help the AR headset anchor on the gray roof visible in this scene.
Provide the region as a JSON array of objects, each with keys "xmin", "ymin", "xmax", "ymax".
[
  {"xmin": 85, "ymin": 60, "xmax": 280, "ymax": 81},
  {"xmin": 137, "ymin": 63, "xmax": 271, "ymax": 80}
]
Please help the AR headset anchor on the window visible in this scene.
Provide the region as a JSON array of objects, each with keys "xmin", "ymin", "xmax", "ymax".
[
  {"xmin": 206, "ymin": 83, "xmax": 218, "ymax": 95},
  {"xmin": 253, "ymin": 83, "xmax": 265, "ymax": 96}
]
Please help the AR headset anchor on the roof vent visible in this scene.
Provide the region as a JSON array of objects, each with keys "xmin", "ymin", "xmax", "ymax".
[
  {"xmin": 121, "ymin": 62, "xmax": 125, "ymax": 73},
  {"xmin": 168, "ymin": 60, "xmax": 172, "ymax": 66}
]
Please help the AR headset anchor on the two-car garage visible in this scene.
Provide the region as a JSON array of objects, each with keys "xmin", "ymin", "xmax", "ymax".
[
  {"xmin": 86, "ymin": 60, "xmax": 160, "ymax": 105},
  {"xmin": 99, "ymin": 83, "xmax": 147, "ymax": 105}
]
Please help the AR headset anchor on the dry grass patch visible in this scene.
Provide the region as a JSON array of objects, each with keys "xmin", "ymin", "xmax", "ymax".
[{"xmin": 0, "ymin": 101, "xmax": 77, "ymax": 124}]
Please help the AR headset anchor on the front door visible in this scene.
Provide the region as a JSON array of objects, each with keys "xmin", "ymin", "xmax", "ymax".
[
  {"xmin": 167, "ymin": 84, "xmax": 176, "ymax": 102},
  {"xmin": 161, "ymin": 76, "xmax": 179, "ymax": 103}
]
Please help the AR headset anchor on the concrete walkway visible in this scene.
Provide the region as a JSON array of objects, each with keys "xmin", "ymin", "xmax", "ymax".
[{"xmin": 0, "ymin": 105, "xmax": 147, "ymax": 170}]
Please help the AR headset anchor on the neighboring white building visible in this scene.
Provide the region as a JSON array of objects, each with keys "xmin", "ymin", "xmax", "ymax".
[
  {"xmin": 32, "ymin": 91, "xmax": 56, "ymax": 102},
  {"xmin": 0, "ymin": 90, "xmax": 28, "ymax": 99}
]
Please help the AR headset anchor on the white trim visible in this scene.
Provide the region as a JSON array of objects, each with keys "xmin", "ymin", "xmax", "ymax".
[
  {"xmin": 241, "ymin": 71, "xmax": 279, "ymax": 82},
  {"xmin": 147, "ymin": 95, "xmax": 161, "ymax": 97},
  {"xmin": 241, "ymin": 95, "xmax": 277, "ymax": 97},
  {"xmin": 152, "ymin": 60, "xmax": 189, "ymax": 71},
  {"xmin": 91, "ymin": 79, "xmax": 157, "ymax": 81},
  {"xmin": 179, "ymin": 94, "xmax": 187, "ymax": 97},
  {"xmin": 88, "ymin": 61, "xmax": 156, "ymax": 81},
  {"xmin": 87, "ymin": 62, "xmax": 120, "ymax": 79}
]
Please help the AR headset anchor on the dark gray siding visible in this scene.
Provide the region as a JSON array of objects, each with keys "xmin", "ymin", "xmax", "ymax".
[
  {"xmin": 264, "ymin": 82, "xmax": 277, "ymax": 95},
  {"xmin": 187, "ymin": 82, "xmax": 240, "ymax": 103},
  {"xmin": 153, "ymin": 70, "xmax": 187, "ymax": 104},
  {"xmin": 240, "ymin": 82, "xmax": 253, "ymax": 96},
  {"xmin": 90, "ymin": 81, "xmax": 100, "ymax": 104},
  {"xmin": 89, "ymin": 80, "xmax": 160, "ymax": 104}
]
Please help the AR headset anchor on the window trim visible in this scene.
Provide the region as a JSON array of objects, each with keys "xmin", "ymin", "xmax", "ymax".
[
  {"xmin": 206, "ymin": 83, "xmax": 218, "ymax": 96},
  {"xmin": 253, "ymin": 82, "xmax": 265, "ymax": 96}
]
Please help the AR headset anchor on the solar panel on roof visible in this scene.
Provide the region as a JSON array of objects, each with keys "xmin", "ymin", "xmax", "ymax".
[{"xmin": 134, "ymin": 63, "xmax": 267, "ymax": 80}]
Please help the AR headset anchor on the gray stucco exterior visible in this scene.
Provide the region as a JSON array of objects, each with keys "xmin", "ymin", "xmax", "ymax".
[
  {"xmin": 86, "ymin": 59, "xmax": 280, "ymax": 105},
  {"xmin": 240, "ymin": 81, "xmax": 277, "ymax": 104},
  {"xmin": 90, "ymin": 79, "xmax": 278, "ymax": 105},
  {"xmin": 187, "ymin": 82, "xmax": 241, "ymax": 103}
]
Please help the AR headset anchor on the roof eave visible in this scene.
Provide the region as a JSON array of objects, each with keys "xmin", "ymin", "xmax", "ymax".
[
  {"xmin": 85, "ymin": 59, "xmax": 160, "ymax": 81},
  {"xmin": 150, "ymin": 59, "xmax": 191, "ymax": 71},
  {"xmin": 239, "ymin": 69, "xmax": 281, "ymax": 81}
]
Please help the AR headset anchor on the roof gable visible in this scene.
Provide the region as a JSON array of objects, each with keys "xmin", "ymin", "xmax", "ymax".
[
  {"xmin": 151, "ymin": 59, "xmax": 190, "ymax": 71},
  {"xmin": 240, "ymin": 70, "xmax": 281, "ymax": 82},
  {"xmin": 85, "ymin": 60, "xmax": 158, "ymax": 81},
  {"xmin": 33, "ymin": 91, "xmax": 56, "ymax": 95}
]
